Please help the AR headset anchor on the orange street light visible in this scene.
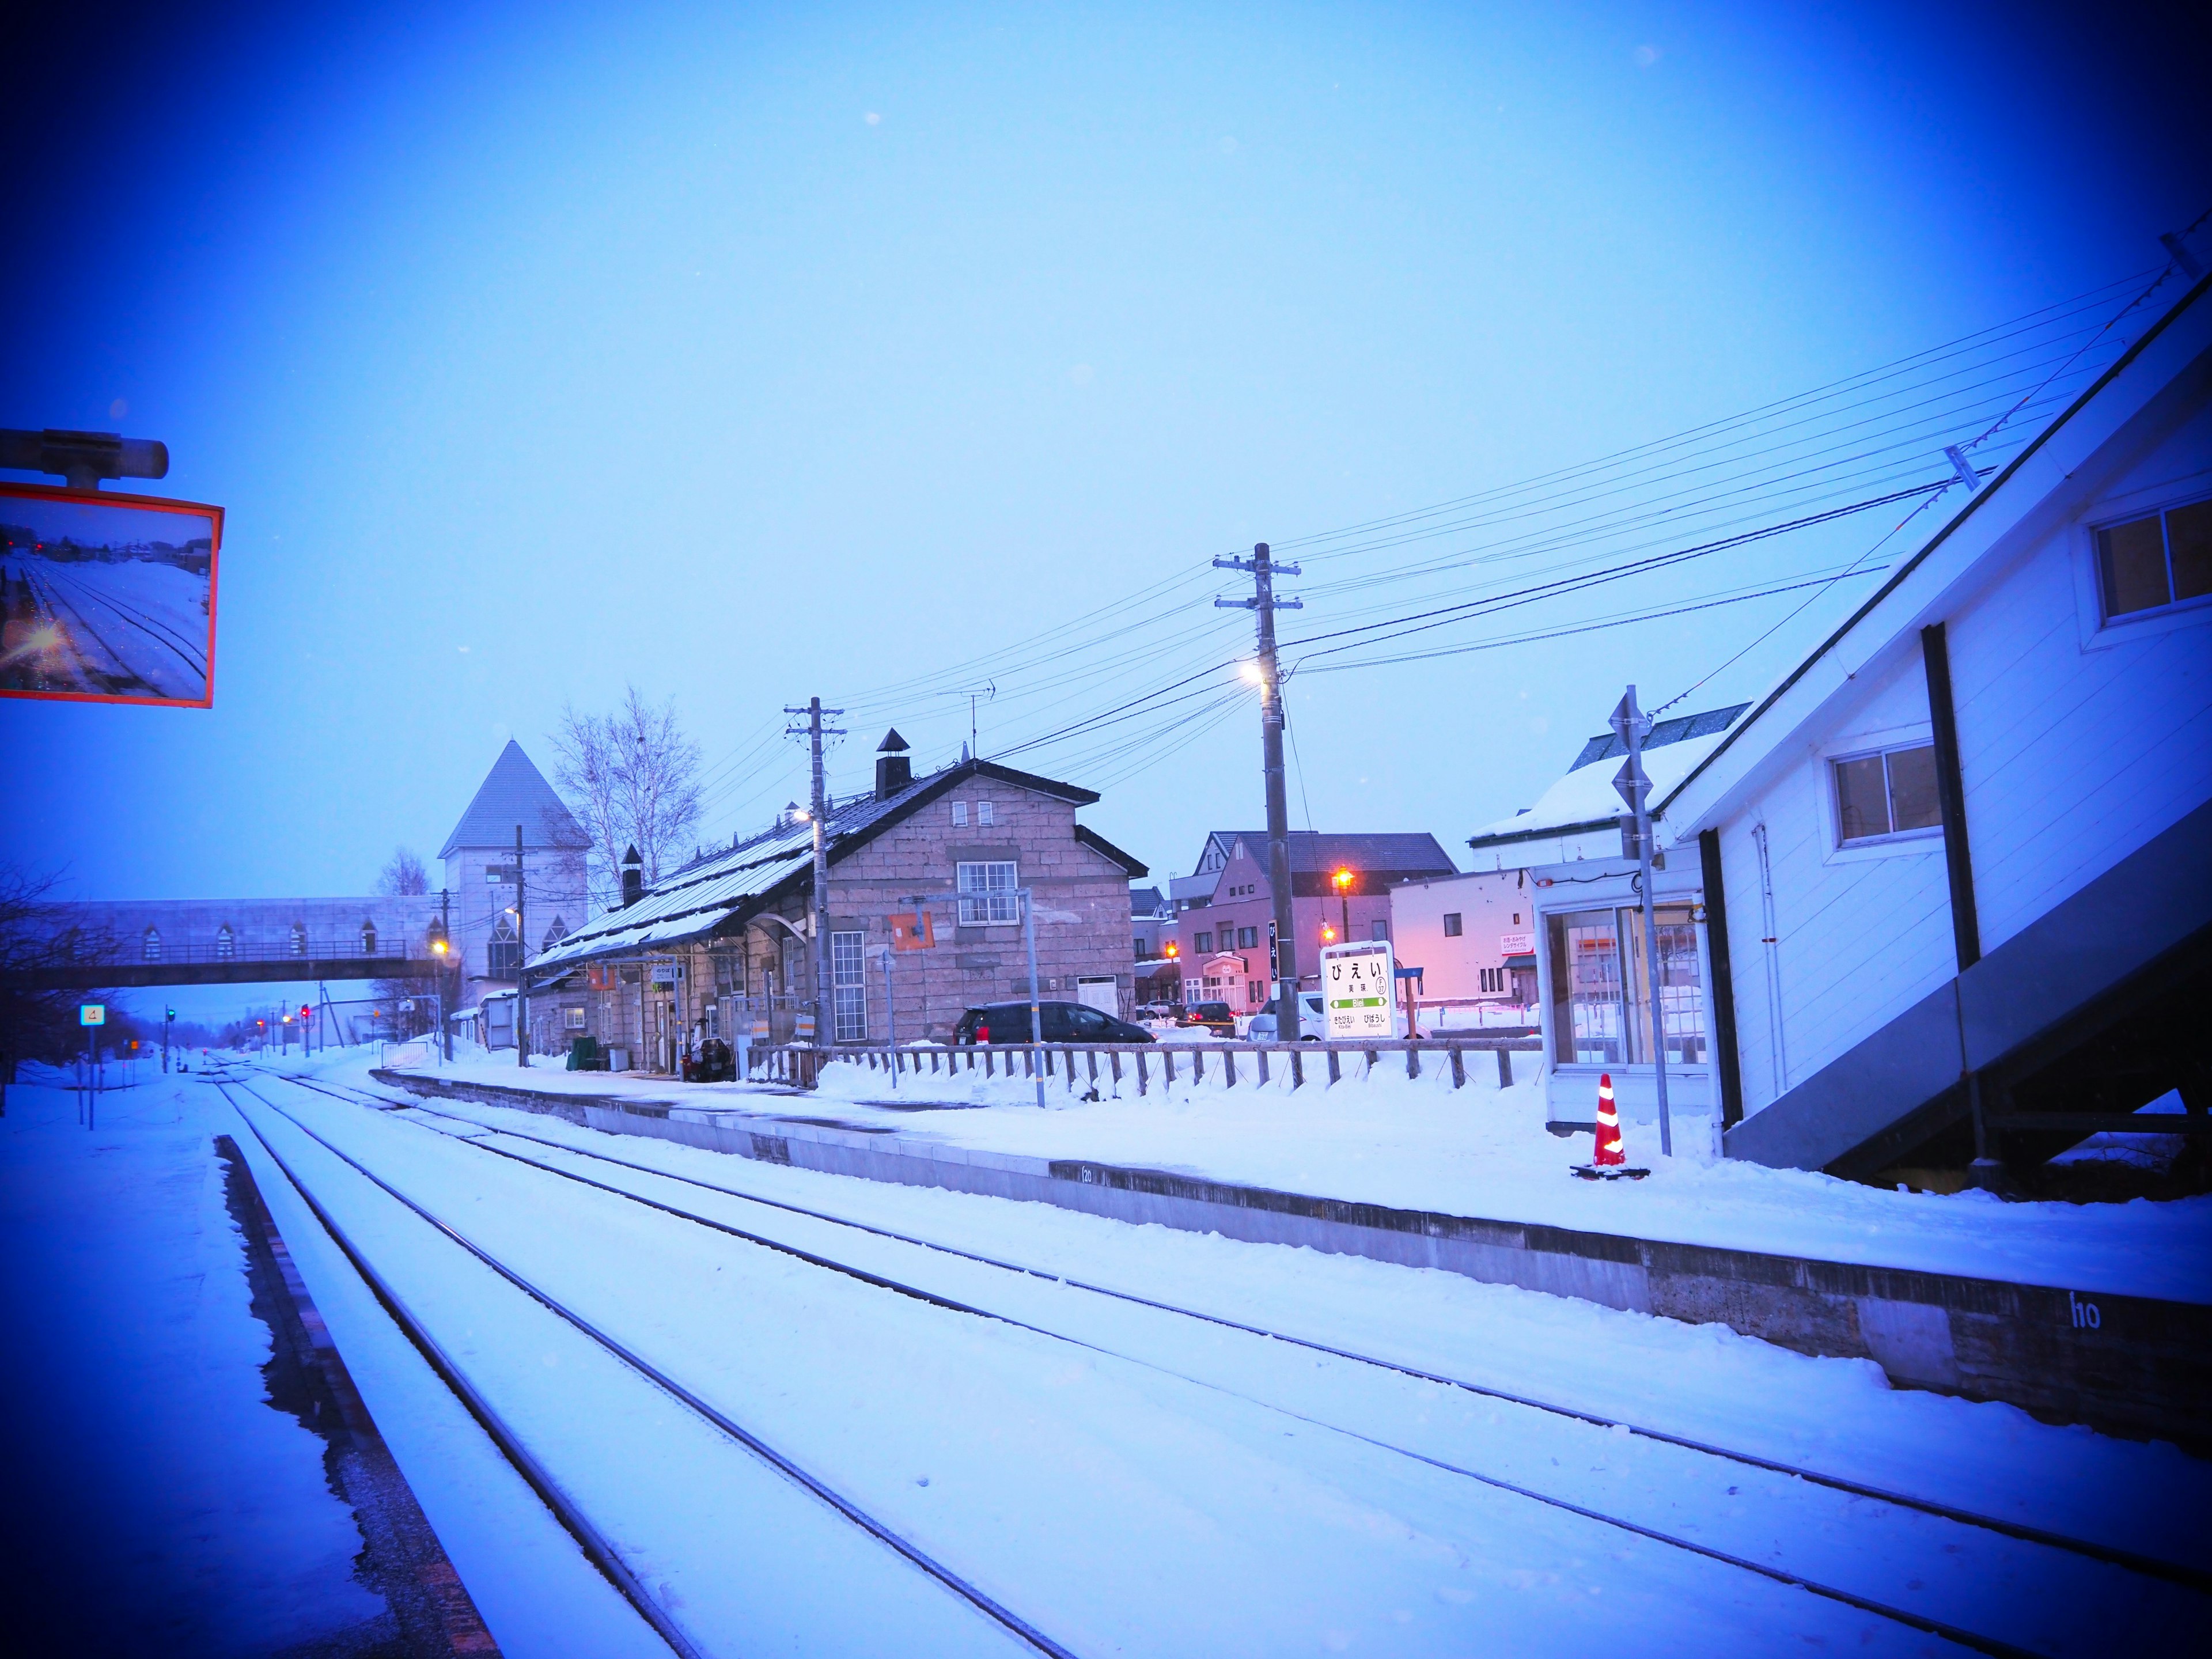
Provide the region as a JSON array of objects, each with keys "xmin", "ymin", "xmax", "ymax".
[
  {"xmin": 1162, "ymin": 941, "xmax": 1180, "ymax": 958},
  {"xmin": 1331, "ymin": 866, "xmax": 1356, "ymax": 945}
]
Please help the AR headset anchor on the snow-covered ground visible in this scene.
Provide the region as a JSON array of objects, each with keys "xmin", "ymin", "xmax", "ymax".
[
  {"xmin": 231, "ymin": 1052, "xmax": 2207, "ymax": 1654},
  {"xmin": 0, "ymin": 1068, "xmax": 387, "ymax": 1653},
  {"xmin": 381, "ymin": 1047, "xmax": 2212, "ymax": 1302}
]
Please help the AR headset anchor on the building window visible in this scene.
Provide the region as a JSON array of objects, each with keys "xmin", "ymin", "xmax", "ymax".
[
  {"xmin": 564, "ymin": 1006, "xmax": 586, "ymax": 1030},
  {"xmin": 976, "ymin": 800, "xmax": 994, "ymax": 826},
  {"xmin": 1194, "ymin": 930, "xmax": 1213, "ymax": 953},
  {"xmin": 1546, "ymin": 906, "xmax": 1705, "ymax": 1067},
  {"xmin": 361, "ymin": 922, "xmax": 378, "ymax": 957},
  {"xmin": 1237, "ymin": 926, "xmax": 1259, "ymax": 949},
  {"xmin": 951, "ymin": 800, "xmax": 968, "ymax": 827},
  {"xmin": 1249, "ymin": 980, "xmax": 1267, "ymax": 1008},
  {"xmin": 956, "ymin": 860, "xmax": 1018, "ymax": 925},
  {"xmin": 1134, "ymin": 936, "xmax": 1147, "ymax": 957},
  {"xmin": 712, "ymin": 951, "xmax": 742, "ymax": 995},
  {"xmin": 143, "ymin": 926, "xmax": 161, "ymax": 962},
  {"xmin": 488, "ymin": 916, "xmax": 521, "ymax": 979},
  {"xmin": 1833, "ymin": 743, "xmax": 1941, "ymax": 846},
  {"xmin": 2096, "ymin": 498, "xmax": 2212, "ymax": 620},
  {"xmin": 216, "ymin": 925, "xmax": 235, "ymax": 960},
  {"xmin": 289, "ymin": 923, "xmax": 307, "ymax": 957},
  {"xmin": 831, "ymin": 930, "xmax": 867, "ymax": 1041},
  {"xmin": 1479, "ymin": 966, "xmax": 1501, "ymax": 993},
  {"xmin": 1370, "ymin": 919, "xmax": 1389, "ymax": 942},
  {"xmin": 542, "ymin": 916, "xmax": 567, "ymax": 950},
  {"xmin": 1442, "ymin": 913, "xmax": 1463, "ymax": 938}
]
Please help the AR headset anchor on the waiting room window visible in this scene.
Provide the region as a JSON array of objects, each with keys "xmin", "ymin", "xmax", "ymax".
[
  {"xmin": 143, "ymin": 926, "xmax": 161, "ymax": 962},
  {"xmin": 1832, "ymin": 743, "xmax": 1941, "ymax": 846},
  {"xmin": 1442, "ymin": 913, "xmax": 1463, "ymax": 937},
  {"xmin": 1194, "ymin": 930, "xmax": 1213, "ymax": 953},
  {"xmin": 2096, "ymin": 498, "xmax": 2211, "ymax": 620},
  {"xmin": 976, "ymin": 800, "xmax": 994, "ymax": 826},
  {"xmin": 1546, "ymin": 906, "xmax": 1705, "ymax": 1067},
  {"xmin": 956, "ymin": 861, "xmax": 1018, "ymax": 925},
  {"xmin": 951, "ymin": 800, "xmax": 968, "ymax": 827},
  {"xmin": 564, "ymin": 1006, "xmax": 586, "ymax": 1030},
  {"xmin": 831, "ymin": 930, "xmax": 867, "ymax": 1042}
]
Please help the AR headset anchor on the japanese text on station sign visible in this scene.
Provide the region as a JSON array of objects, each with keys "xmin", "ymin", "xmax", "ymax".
[{"xmin": 1320, "ymin": 940, "xmax": 1398, "ymax": 1040}]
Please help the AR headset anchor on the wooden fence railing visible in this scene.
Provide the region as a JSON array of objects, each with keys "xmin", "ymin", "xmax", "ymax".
[{"xmin": 748, "ymin": 1037, "xmax": 1541, "ymax": 1094}]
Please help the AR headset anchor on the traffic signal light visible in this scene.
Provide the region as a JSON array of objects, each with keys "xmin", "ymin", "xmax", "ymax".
[{"xmin": 300, "ymin": 1004, "xmax": 312, "ymax": 1022}]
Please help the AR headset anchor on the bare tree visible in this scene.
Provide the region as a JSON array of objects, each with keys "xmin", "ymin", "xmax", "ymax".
[
  {"xmin": 0, "ymin": 864, "xmax": 120, "ymax": 1064},
  {"xmin": 376, "ymin": 846, "xmax": 429, "ymax": 896},
  {"xmin": 550, "ymin": 685, "xmax": 704, "ymax": 902}
]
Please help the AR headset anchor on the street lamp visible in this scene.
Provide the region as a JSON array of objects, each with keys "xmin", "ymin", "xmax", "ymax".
[{"xmin": 1331, "ymin": 866, "xmax": 1355, "ymax": 947}]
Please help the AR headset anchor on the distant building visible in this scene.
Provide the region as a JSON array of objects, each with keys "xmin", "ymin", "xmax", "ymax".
[
  {"xmin": 1168, "ymin": 830, "xmax": 1460, "ymax": 1010},
  {"xmin": 438, "ymin": 740, "xmax": 590, "ymax": 1020},
  {"xmin": 1388, "ymin": 869, "xmax": 1540, "ymax": 1010},
  {"xmin": 530, "ymin": 733, "xmax": 1146, "ymax": 1069}
]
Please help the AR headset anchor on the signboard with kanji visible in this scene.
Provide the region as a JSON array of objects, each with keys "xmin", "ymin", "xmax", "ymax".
[{"xmin": 1319, "ymin": 940, "xmax": 1398, "ymax": 1040}]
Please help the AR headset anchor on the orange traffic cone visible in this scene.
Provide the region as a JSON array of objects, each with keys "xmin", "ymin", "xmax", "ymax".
[{"xmin": 1573, "ymin": 1071, "xmax": 1650, "ymax": 1180}]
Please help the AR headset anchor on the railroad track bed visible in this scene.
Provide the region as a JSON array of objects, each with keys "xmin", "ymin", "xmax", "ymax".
[{"xmin": 218, "ymin": 1069, "xmax": 2210, "ymax": 1658}]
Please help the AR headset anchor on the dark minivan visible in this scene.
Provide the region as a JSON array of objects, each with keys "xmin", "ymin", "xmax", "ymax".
[{"xmin": 952, "ymin": 1000, "xmax": 1155, "ymax": 1045}]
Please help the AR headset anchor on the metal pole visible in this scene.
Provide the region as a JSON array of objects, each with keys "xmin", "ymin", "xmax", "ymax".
[
  {"xmin": 810, "ymin": 699, "xmax": 830, "ymax": 1046},
  {"xmin": 1022, "ymin": 887, "xmax": 1045, "ymax": 1109},
  {"xmin": 441, "ymin": 888, "xmax": 454, "ymax": 1062},
  {"xmin": 879, "ymin": 945, "xmax": 897, "ymax": 1089},
  {"xmin": 514, "ymin": 825, "xmax": 529, "ymax": 1067},
  {"xmin": 1621, "ymin": 686, "xmax": 1674, "ymax": 1157}
]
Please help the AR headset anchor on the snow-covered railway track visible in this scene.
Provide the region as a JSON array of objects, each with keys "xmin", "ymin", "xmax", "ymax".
[
  {"xmin": 220, "ymin": 1078, "xmax": 1071, "ymax": 1659},
  {"xmin": 266, "ymin": 1071, "xmax": 2206, "ymax": 1657}
]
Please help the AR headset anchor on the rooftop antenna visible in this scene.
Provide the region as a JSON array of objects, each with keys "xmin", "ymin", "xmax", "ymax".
[{"xmin": 945, "ymin": 682, "xmax": 995, "ymax": 759}]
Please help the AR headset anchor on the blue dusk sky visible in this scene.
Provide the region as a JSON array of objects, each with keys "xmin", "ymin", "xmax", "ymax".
[{"xmin": 2, "ymin": 1, "xmax": 2206, "ymax": 1018}]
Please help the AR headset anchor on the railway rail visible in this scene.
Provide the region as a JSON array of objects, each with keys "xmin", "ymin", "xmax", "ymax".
[{"xmin": 232, "ymin": 1068, "xmax": 2209, "ymax": 1658}]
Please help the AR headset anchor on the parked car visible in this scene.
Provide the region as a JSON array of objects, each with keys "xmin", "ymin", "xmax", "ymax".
[
  {"xmin": 1179, "ymin": 1001, "xmax": 1237, "ymax": 1036},
  {"xmin": 953, "ymin": 1000, "xmax": 1156, "ymax": 1045},
  {"xmin": 1245, "ymin": 993, "xmax": 1327, "ymax": 1043}
]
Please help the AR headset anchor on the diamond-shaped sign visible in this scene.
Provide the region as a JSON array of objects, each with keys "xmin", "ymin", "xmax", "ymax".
[
  {"xmin": 1613, "ymin": 757, "xmax": 1650, "ymax": 813},
  {"xmin": 1609, "ymin": 690, "xmax": 1652, "ymax": 748}
]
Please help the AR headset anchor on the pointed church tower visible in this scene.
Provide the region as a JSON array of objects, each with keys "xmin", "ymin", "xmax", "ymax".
[{"xmin": 439, "ymin": 741, "xmax": 589, "ymax": 1014}]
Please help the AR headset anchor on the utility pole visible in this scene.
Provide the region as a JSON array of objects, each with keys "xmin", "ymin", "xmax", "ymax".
[
  {"xmin": 513, "ymin": 824, "xmax": 529, "ymax": 1068},
  {"xmin": 785, "ymin": 696, "xmax": 846, "ymax": 1047},
  {"xmin": 440, "ymin": 887, "xmax": 454, "ymax": 1062},
  {"xmin": 1611, "ymin": 685, "xmax": 1673, "ymax": 1157},
  {"xmin": 1214, "ymin": 542, "xmax": 1304, "ymax": 1028}
]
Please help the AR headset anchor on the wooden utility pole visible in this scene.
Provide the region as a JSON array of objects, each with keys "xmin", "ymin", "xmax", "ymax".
[
  {"xmin": 1215, "ymin": 543, "xmax": 1303, "ymax": 1027},
  {"xmin": 785, "ymin": 697, "xmax": 846, "ymax": 1046}
]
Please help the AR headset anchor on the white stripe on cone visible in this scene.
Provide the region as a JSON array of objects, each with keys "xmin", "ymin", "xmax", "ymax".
[{"xmin": 1594, "ymin": 1071, "xmax": 1624, "ymax": 1166}]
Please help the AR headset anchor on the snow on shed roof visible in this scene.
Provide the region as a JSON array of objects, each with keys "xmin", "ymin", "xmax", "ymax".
[
  {"xmin": 1467, "ymin": 704, "xmax": 1748, "ymax": 850},
  {"xmin": 440, "ymin": 740, "xmax": 586, "ymax": 858}
]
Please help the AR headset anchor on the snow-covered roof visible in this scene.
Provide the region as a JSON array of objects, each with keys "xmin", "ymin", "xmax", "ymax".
[
  {"xmin": 1468, "ymin": 704, "xmax": 1748, "ymax": 851},
  {"xmin": 527, "ymin": 754, "xmax": 1123, "ymax": 974},
  {"xmin": 440, "ymin": 740, "xmax": 587, "ymax": 858}
]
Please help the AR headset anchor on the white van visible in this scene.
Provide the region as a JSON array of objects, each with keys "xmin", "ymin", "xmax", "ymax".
[{"xmin": 1245, "ymin": 993, "xmax": 1327, "ymax": 1042}]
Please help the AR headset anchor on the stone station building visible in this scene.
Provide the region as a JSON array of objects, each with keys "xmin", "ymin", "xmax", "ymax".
[{"xmin": 528, "ymin": 734, "xmax": 1147, "ymax": 1070}]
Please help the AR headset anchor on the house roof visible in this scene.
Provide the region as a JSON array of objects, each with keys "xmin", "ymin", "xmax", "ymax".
[
  {"xmin": 1665, "ymin": 270, "xmax": 2212, "ymax": 835},
  {"xmin": 1467, "ymin": 704, "xmax": 1749, "ymax": 851},
  {"xmin": 1194, "ymin": 830, "xmax": 1460, "ymax": 879},
  {"xmin": 440, "ymin": 741, "xmax": 586, "ymax": 859},
  {"xmin": 1128, "ymin": 885, "xmax": 1168, "ymax": 918},
  {"xmin": 528, "ymin": 755, "xmax": 1123, "ymax": 973}
]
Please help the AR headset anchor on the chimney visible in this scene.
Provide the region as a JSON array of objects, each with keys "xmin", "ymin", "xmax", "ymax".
[
  {"xmin": 874, "ymin": 728, "xmax": 912, "ymax": 801},
  {"xmin": 620, "ymin": 844, "xmax": 643, "ymax": 908}
]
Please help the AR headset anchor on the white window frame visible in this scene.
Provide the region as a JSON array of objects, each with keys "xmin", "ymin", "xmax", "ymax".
[
  {"xmin": 950, "ymin": 800, "xmax": 968, "ymax": 827},
  {"xmin": 831, "ymin": 930, "xmax": 867, "ymax": 1041},
  {"xmin": 1821, "ymin": 732, "xmax": 1944, "ymax": 861},
  {"xmin": 976, "ymin": 799, "xmax": 994, "ymax": 826},
  {"xmin": 955, "ymin": 861, "xmax": 1019, "ymax": 926},
  {"xmin": 2070, "ymin": 471, "xmax": 2212, "ymax": 652},
  {"xmin": 2087, "ymin": 490, "xmax": 2212, "ymax": 626}
]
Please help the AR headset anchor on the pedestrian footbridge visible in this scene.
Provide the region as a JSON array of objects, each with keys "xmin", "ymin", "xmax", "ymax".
[{"xmin": 3, "ymin": 895, "xmax": 452, "ymax": 990}]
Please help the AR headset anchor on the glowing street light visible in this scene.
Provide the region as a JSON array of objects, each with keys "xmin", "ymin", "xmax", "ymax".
[{"xmin": 1331, "ymin": 866, "xmax": 1356, "ymax": 946}]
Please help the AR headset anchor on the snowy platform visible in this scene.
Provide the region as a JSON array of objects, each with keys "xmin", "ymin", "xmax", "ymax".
[{"xmin": 369, "ymin": 1052, "xmax": 2212, "ymax": 1445}]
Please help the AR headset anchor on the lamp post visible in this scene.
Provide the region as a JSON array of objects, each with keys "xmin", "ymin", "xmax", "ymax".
[{"xmin": 1332, "ymin": 866, "xmax": 1355, "ymax": 948}]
